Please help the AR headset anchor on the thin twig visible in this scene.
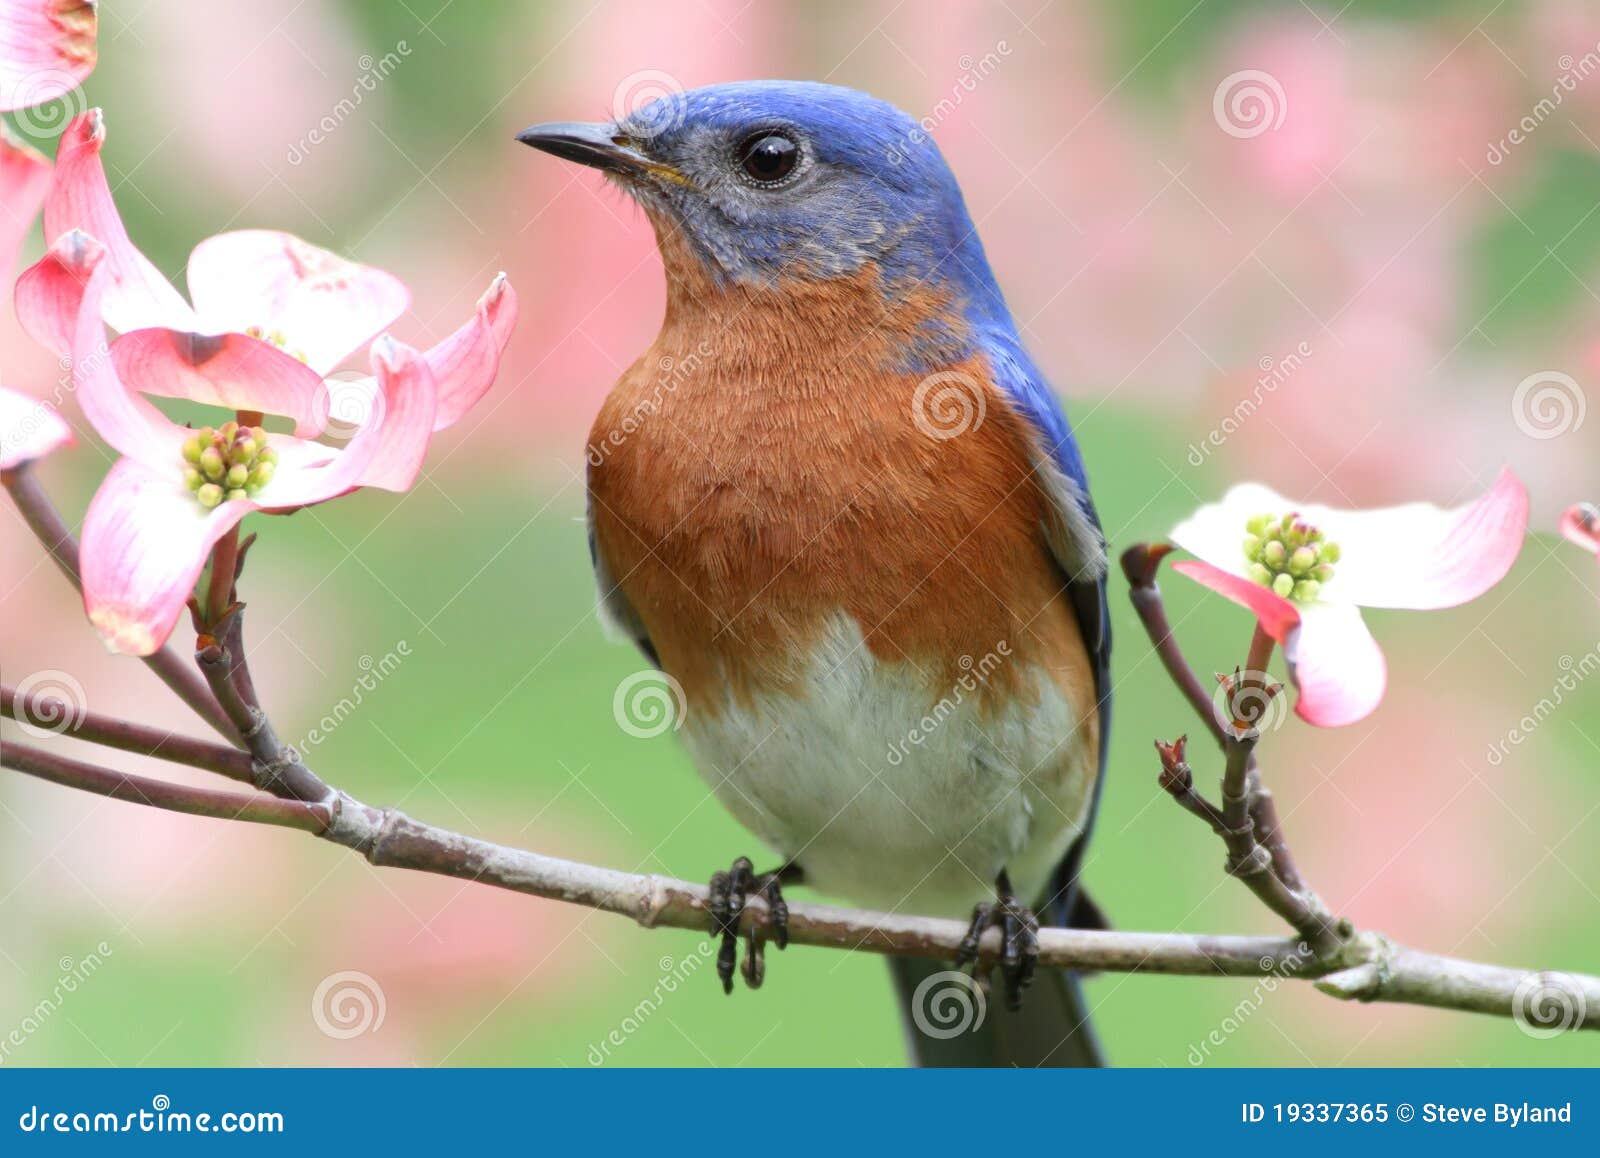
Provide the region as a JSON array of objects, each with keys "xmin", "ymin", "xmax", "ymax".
[
  {"xmin": 195, "ymin": 619, "xmax": 330, "ymax": 804},
  {"xmin": 1, "ymin": 741, "xmax": 1594, "ymax": 1029},
  {"xmin": 1, "ymin": 465, "xmax": 240, "ymax": 742},
  {"xmin": 1121, "ymin": 543, "xmax": 1226, "ymax": 745},
  {"xmin": 1, "ymin": 741, "xmax": 330, "ymax": 832},
  {"xmin": 1, "ymin": 684, "xmax": 254, "ymax": 783}
]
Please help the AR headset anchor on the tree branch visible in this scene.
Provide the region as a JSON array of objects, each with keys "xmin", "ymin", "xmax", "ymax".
[
  {"xmin": 2, "ymin": 464, "xmax": 240, "ymax": 743},
  {"xmin": 1, "ymin": 732, "xmax": 1595, "ymax": 1030}
]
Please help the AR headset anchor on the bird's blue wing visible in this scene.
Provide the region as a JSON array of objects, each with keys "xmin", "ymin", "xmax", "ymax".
[{"xmin": 982, "ymin": 335, "xmax": 1112, "ymax": 929}]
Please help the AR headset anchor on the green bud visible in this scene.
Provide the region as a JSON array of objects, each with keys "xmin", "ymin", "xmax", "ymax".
[
  {"xmin": 181, "ymin": 435, "xmax": 205, "ymax": 464},
  {"xmin": 249, "ymin": 461, "xmax": 276, "ymax": 490},
  {"xmin": 234, "ymin": 437, "xmax": 258, "ymax": 461},
  {"xmin": 226, "ymin": 464, "xmax": 249, "ymax": 489},
  {"xmin": 200, "ymin": 447, "xmax": 225, "ymax": 481},
  {"xmin": 1314, "ymin": 563, "xmax": 1335, "ymax": 582},
  {"xmin": 1320, "ymin": 541, "xmax": 1341, "ymax": 564},
  {"xmin": 1246, "ymin": 514, "xmax": 1272, "ymax": 536},
  {"xmin": 1243, "ymin": 535, "xmax": 1262, "ymax": 561},
  {"xmin": 220, "ymin": 421, "xmax": 238, "ymax": 440},
  {"xmin": 1288, "ymin": 545, "xmax": 1317, "ymax": 576},
  {"xmin": 258, "ymin": 447, "xmax": 279, "ymax": 467},
  {"xmin": 1271, "ymin": 573, "xmax": 1294, "ymax": 599},
  {"xmin": 1262, "ymin": 540, "xmax": 1287, "ymax": 569},
  {"xmin": 1247, "ymin": 562, "xmax": 1273, "ymax": 587},
  {"xmin": 1292, "ymin": 579, "xmax": 1320, "ymax": 602},
  {"xmin": 183, "ymin": 467, "xmax": 204, "ymax": 491},
  {"xmin": 226, "ymin": 488, "xmax": 249, "ymax": 503},
  {"xmin": 196, "ymin": 483, "xmax": 224, "ymax": 509}
]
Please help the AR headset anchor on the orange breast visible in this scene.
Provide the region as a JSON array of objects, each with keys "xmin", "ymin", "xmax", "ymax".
[{"xmin": 586, "ymin": 242, "xmax": 1094, "ymax": 736}]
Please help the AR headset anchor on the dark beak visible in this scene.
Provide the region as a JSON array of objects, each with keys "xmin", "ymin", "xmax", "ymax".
[{"xmin": 516, "ymin": 121, "xmax": 655, "ymax": 177}]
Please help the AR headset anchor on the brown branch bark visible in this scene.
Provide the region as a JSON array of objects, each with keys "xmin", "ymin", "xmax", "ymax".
[{"xmin": 2, "ymin": 464, "xmax": 240, "ymax": 742}]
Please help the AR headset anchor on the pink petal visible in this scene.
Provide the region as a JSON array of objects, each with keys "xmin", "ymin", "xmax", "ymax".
[
  {"xmin": 110, "ymin": 329, "xmax": 329, "ymax": 436},
  {"xmin": 1559, "ymin": 504, "xmax": 1600, "ymax": 556},
  {"xmin": 186, "ymin": 231, "xmax": 409, "ymax": 375},
  {"xmin": 14, "ymin": 225, "xmax": 98, "ymax": 355},
  {"xmin": 1171, "ymin": 559, "xmax": 1302, "ymax": 644},
  {"xmin": 1318, "ymin": 468, "xmax": 1530, "ymax": 610},
  {"xmin": 41, "ymin": 236, "xmax": 186, "ymax": 469},
  {"xmin": 1284, "ymin": 603, "xmax": 1388, "ymax": 727},
  {"xmin": 0, "ymin": 385, "xmax": 72, "ymax": 469},
  {"xmin": 426, "ymin": 273, "xmax": 518, "ymax": 430},
  {"xmin": 252, "ymin": 338, "xmax": 438, "ymax": 509},
  {"xmin": 0, "ymin": 124, "xmax": 50, "ymax": 274},
  {"xmin": 44, "ymin": 111, "xmax": 197, "ymax": 333},
  {"xmin": 80, "ymin": 458, "xmax": 253, "ymax": 656},
  {"xmin": 1171, "ymin": 560, "xmax": 1386, "ymax": 727},
  {"xmin": 0, "ymin": 0, "xmax": 97, "ymax": 111}
]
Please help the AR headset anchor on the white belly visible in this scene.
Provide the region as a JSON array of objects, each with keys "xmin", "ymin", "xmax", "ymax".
[{"xmin": 679, "ymin": 614, "xmax": 1097, "ymax": 916}]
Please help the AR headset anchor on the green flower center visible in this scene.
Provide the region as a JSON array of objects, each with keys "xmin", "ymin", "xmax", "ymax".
[
  {"xmin": 1242, "ymin": 512, "xmax": 1340, "ymax": 603},
  {"xmin": 244, "ymin": 325, "xmax": 310, "ymax": 364},
  {"xmin": 181, "ymin": 422, "xmax": 278, "ymax": 509}
]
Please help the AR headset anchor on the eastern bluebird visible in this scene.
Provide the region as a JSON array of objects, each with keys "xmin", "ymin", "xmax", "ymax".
[{"xmin": 520, "ymin": 81, "xmax": 1110, "ymax": 1067}]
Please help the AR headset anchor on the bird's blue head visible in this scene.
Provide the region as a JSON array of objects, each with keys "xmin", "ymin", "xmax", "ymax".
[{"xmin": 518, "ymin": 81, "xmax": 1011, "ymax": 331}]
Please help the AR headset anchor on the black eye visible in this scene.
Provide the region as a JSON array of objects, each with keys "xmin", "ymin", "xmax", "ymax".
[{"xmin": 737, "ymin": 132, "xmax": 799, "ymax": 185}]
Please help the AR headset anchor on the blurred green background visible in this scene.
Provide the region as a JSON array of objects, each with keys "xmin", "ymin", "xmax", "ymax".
[{"xmin": 3, "ymin": 0, "xmax": 1599, "ymax": 1066}]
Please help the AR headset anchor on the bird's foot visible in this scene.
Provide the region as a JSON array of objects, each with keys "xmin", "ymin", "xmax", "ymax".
[
  {"xmin": 707, "ymin": 857, "xmax": 798, "ymax": 994},
  {"xmin": 954, "ymin": 871, "xmax": 1039, "ymax": 1012}
]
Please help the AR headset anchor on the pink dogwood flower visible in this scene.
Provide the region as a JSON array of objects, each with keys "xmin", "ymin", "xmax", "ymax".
[
  {"xmin": 0, "ymin": 0, "xmax": 97, "ymax": 112},
  {"xmin": 0, "ymin": 384, "xmax": 71, "ymax": 469},
  {"xmin": 15, "ymin": 231, "xmax": 441, "ymax": 656},
  {"xmin": 29, "ymin": 111, "xmax": 516, "ymax": 452},
  {"xmin": 1, "ymin": 0, "xmax": 97, "ymax": 273},
  {"xmin": 1169, "ymin": 469, "xmax": 1529, "ymax": 727},
  {"xmin": 1561, "ymin": 503, "xmax": 1599, "ymax": 559}
]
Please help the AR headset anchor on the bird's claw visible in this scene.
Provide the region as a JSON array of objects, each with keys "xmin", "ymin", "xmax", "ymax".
[
  {"xmin": 955, "ymin": 873, "xmax": 1039, "ymax": 1012},
  {"xmin": 707, "ymin": 856, "xmax": 792, "ymax": 994}
]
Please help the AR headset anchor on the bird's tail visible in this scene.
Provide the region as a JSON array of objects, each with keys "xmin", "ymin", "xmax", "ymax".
[{"xmin": 889, "ymin": 956, "xmax": 1104, "ymax": 1067}]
